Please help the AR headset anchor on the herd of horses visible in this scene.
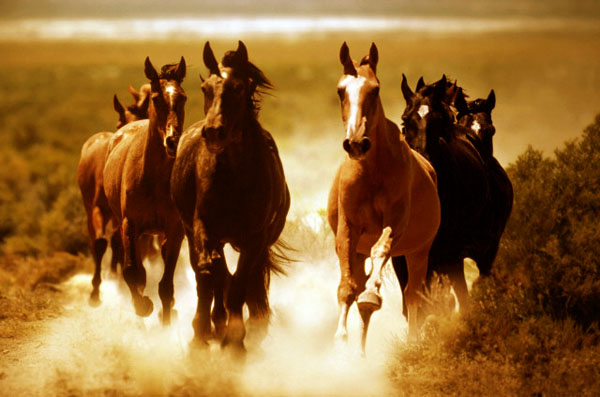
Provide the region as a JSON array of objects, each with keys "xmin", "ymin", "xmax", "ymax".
[{"xmin": 77, "ymin": 41, "xmax": 513, "ymax": 355}]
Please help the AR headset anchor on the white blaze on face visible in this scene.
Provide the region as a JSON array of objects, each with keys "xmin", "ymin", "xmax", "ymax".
[
  {"xmin": 221, "ymin": 71, "xmax": 228, "ymax": 79},
  {"xmin": 418, "ymin": 104, "xmax": 429, "ymax": 118},
  {"xmin": 472, "ymin": 120, "xmax": 481, "ymax": 134},
  {"xmin": 340, "ymin": 75, "xmax": 367, "ymax": 138},
  {"xmin": 165, "ymin": 84, "xmax": 177, "ymax": 138}
]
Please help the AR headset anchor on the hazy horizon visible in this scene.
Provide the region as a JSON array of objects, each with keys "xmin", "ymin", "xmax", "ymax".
[{"xmin": 2, "ymin": 0, "xmax": 600, "ymax": 19}]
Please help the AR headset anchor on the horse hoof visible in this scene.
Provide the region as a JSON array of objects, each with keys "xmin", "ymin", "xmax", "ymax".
[
  {"xmin": 357, "ymin": 289, "xmax": 382, "ymax": 312},
  {"xmin": 88, "ymin": 293, "xmax": 101, "ymax": 307},
  {"xmin": 134, "ymin": 296, "xmax": 154, "ymax": 317}
]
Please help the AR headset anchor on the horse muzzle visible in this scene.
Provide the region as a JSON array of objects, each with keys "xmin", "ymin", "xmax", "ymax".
[
  {"xmin": 164, "ymin": 135, "xmax": 180, "ymax": 157},
  {"xmin": 343, "ymin": 137, "xmax": 371, "ymax": 159}
]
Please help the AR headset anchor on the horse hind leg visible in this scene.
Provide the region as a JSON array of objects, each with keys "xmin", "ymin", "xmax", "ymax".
[
  {"xmin": 245, "ymin": 249, "xmax": 275, "ymax": 348},
  {"xmin": 89, "ymin": 206, "xmax": 108, "ymax": 306},
  {"xmin": 404, "ymin": 249, "xmax": 429, "ymax": 343},
  {"xmin": 121, "ymin": 218, "xmax": 153, "ymax": 317},
  {"xmin": 391, "ymin": 256, "xmax": 408, "ymax": 319},
  {"xmin": 158, "ymin": 225, "xmax": 184, "ymax": 326},
  {"xmin": 109, "ymin": 229, "xmax": 124, "ymax": 273}
]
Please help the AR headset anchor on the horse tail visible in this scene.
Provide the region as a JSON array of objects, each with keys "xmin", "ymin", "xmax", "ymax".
[{"xmin": 245, "ymin": 240, "xmax": 293, "ymax": 318}]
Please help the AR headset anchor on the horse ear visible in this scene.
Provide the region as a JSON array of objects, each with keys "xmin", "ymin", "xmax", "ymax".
[
  {"xmin": 339, "ymin": 42, "xmax": 357, "ymax": 76},
  {"xmin": 113, "ymin": 94, "xmax": 125, "ymax": 115},
  {"xmin": 144, "ymin": 57, "xmax": 160, "ymax": 82},
  {"xmin": 433, "ymin": 75, "xmax": 447, "ymax": 102},
  {"xmin": 236, "ymin": 40, "xmax": 249, "ymax": 65},
  {"xmin": 128, "ymin": 84, "xmax": 141, "ymax": 103},
  {"xmin": 485, "ymin": 89, "xmax": 496, "ymax": 112},
  {"xmin": 203, "ymin": 41, "xmax": 220, "ymax": 76},
  {"xmin": 416, "ymin": 76, "xmax": 425, "ymax": 91},
  {"xmin": 368, "ymin": 42, "xmax": 378, "ymax": 73},
  {"xmin": 401, "ymin": 73, "xmax": 413, "ymax": 102},
  {"xmin": 173, "ymin": 56, "xmax": 186, "ymax": 83},
  {"xmin": 113, "ymin": 94, "xmax": 127, "ymax": 125},
  {"xmin": 454, "ymin": 88, "xmax": 469, "ymax": 116},
  {"xmin": 138, "ymin": 92, "xmax": 150, "ymax": 116}
]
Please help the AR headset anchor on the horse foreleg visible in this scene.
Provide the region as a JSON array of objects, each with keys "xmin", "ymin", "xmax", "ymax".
[
  {"xmin": 121, "ymin": 218, "xmax": 153, "ymax": 317},
  {"xmin": 211, "ymin": 245, "xmax": 229, "ymax": 340},
  {"xmin": 189, "ymin": 225, "xmax": 216, "ymax": 345},
  {"xmin": 404, "ymin": 249, "xmax": 429, "ymax": 343},
  {"xmin": 357, "ymin": 226, "xmax": 393, "ymax": 353},
  {"xmin": 448, "ymin": 263, "xmax": 469, "ymax": 313},
  {"xmin": 334, "ymin": 220, "xmax": 361, "ymax": 345},
  {"xmin": 158, "ymin": 224, "xmax": 184, "ymax": 326}
]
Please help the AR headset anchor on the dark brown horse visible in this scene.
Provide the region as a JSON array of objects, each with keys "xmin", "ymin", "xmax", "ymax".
[
  {"xmin": 455, "ymin": 89, "xmax": 513, "ymax": 276},
  {"xmin": 328, "ymin": 43, "xmax": 440, "ymax": 350},
  {"xmin": 397, "ymin": 75, "xmax": 493, "ymax": 314},
  {"xmin": 103, "ymin": 57, "xmax": 187, "ymax": 324},
  {"xmin": 77, "ymin": 88, "xmax": 151, "ymax": 306},
  {"xmin": 171, "ymin": 41, "xmax": 290, "ymax": 351}
]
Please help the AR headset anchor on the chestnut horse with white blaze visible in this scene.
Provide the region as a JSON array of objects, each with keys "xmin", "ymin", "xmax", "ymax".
[
  {"xmin": 328, "ymin": 42, "xmax": 440, "ymax": 350},
  {"xmin": 77, "ymin": 88, "xmax": 151, "ymax": 306},
  {"xmin": 103, "ymin": 57, "xmax": 187, "ymax": 324},
  {"xmin": 171, "ymin": 41, "xmax": 290, "ymax": 352}
]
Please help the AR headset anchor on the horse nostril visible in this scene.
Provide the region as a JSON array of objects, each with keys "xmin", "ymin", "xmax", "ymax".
[
  {"xmin": 166, "ymin": 136, "xmax": 176, "ymax": 150},
  {"xmin": 361, "ymin": 138, "xmax": 371, "ymax": 153},
  {"xmin": 343, "ymin": 139, "xmax": 352, "ymax": 154}
]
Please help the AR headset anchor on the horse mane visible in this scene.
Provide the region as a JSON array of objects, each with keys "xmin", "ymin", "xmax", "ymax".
[
  {"xmin": 159, "ymin": 63, "xmax": 185, "ymax": 80},
  {"xmin": 222, "ymin": 50, "xmax": 273, "ymax": 115}
]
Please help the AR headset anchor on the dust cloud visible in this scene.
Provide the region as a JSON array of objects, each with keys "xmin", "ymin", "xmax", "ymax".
[{"xmin": 2, "ymin": 223, "xmax": 409, "ymax": 396}]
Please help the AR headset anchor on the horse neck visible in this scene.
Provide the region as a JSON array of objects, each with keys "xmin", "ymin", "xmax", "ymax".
[
  {"xmin": 220, "ymin": 113, "xmax": 261, "ymax": 167},
  {"xmin": 142, "ymin": 111, "xmax": 170, "ymax": 174},
  {"xmin": 365, "ymin": 99, "xmax": 405, "ymax": 170},
  {"xmin": 425, "ymin": 110, "xmax": 454, "ymax": 159}
]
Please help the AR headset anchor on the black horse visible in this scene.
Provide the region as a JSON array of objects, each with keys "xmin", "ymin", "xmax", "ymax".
[
  {"xmin": 171, "ymin": 41, "xmax": 290, "ymax": 352},
  {"xmin": 394, "ymin": 74, "xmax": 493, "ymax": 315},
  {"xmin": 455, "ymin": 89, "xmax": 513, "ymax": 276}
]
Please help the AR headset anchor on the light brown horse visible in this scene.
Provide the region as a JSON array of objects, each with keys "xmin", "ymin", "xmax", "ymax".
[
  {"xmin": 327, "ymin": 42, "xmax": 440, "ymax": 350},
  {"xmin": 103, "ymin": 57, "xmax": 187, "ymax": 324},
  {"xmin": 171, "ymin": 41, "xmax": 290, "ymax": 352},
  {"xmin": 113, "ymin": 84, "xmax": 151, "ymax": 129},
  {"xmin": 77, "ymin": 88, "xmax": 151, "ymax": 306}
]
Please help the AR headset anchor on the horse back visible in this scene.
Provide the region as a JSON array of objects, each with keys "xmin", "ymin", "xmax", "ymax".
[{"xmin": 77, "ymin": 132, "xmax": 113, "ymax": 213}]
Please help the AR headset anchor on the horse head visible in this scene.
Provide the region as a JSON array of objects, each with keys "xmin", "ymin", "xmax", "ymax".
[
  {"xmin": 456, "ymin": 89, "xmax": 496, "ymax": 158},
  {"xmin": 401, "ymin": 74, "xmax": 455, "ymax": 158},
  {"xmin": 199, "ymin": 41, "xmax": 272, "ymax": 154},
  {"xmin": 144, "ymin": 56, "xmax": 187, "ymax": 157},
  {"xmin": 336, "ymin": 42, "xmax": 381, "ymax": 160}
]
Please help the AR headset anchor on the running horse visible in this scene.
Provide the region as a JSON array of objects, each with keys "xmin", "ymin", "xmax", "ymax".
[
  {"xmin": 455, "ymin": 89, "xmax": 513, "ymax": 276},
  {"xmin": 103, "ymin": 57, "xmax": 187, "ymax": 324},
  {"xmin": 398, "ymin": 75, "xmax": 492, "ymax": 315},
  {"xmin": 171, "ymin": 41, "xmax": 290, "ymax": 351},
  {"xmin": 328, "ymin": 42, "xmax": 440, "ymax": 350},
  {"xmin": 77, "ymin": 87, "xmax": 151, "ymax": 306}
]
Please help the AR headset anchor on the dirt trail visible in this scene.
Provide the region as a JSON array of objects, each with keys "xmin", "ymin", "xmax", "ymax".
[{"xmin": 0, "ymin": 239, "xmax": 410, "ymax": 396}]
